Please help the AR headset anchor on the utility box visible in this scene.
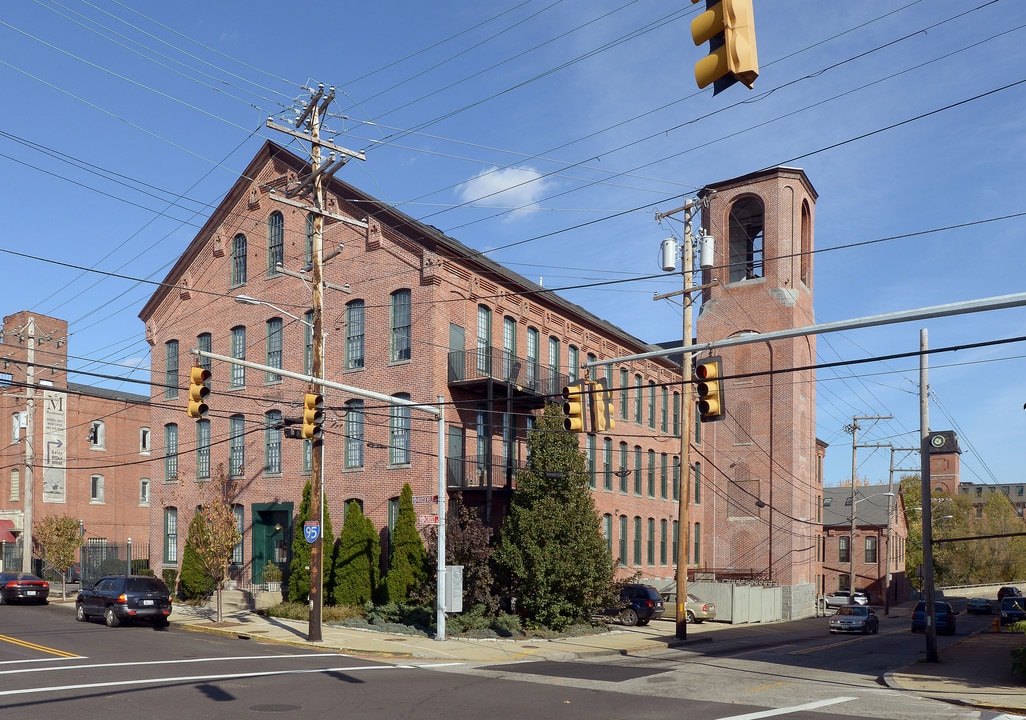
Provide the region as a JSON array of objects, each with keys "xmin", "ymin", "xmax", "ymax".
[{"xmin": 444, "ymin": 565, "xmax": 463, "ymax": 613}]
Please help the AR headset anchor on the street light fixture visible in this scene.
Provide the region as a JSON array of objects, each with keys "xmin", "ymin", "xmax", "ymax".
[
  {"xmin": 845, "ymin": 491, "xmax": 894, "ymax": 601},
  {"xmin": 234, "ymin": 295, "xmax": 313, "ymax": 327}
]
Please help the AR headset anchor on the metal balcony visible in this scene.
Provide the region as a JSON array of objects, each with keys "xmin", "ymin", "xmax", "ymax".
[{"xmin": 447, "ymin": 347, "xmax": 567, "ymax": 405}]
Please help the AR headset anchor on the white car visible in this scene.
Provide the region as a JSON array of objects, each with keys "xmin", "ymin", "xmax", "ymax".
[{"xmin": 823, "ymin": 591, "xmax": 868, "ymax": 608}]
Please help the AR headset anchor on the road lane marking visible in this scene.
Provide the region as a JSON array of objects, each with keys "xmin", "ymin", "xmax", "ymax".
[
  {"xmin": 0, "ymin": 652, "xmax": 346, "ymax": 676},
  {"xmin": 0, "ymin": 634, "xmax": 80, "ymax": 659},
  {"xmin": 715, "ymin": 696, "xmax": 857, "ymax": 719},
  {"xmin": 0, "ymin": 663, "xmax": 412, "ymax": 697}
]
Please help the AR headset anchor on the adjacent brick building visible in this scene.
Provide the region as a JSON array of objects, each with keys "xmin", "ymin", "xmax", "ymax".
[{"xmin": 0, "ymin": 311, "xmax": 152, "ymax": 572}]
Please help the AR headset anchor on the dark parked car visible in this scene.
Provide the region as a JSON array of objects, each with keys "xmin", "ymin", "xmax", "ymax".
[
  {"xmin": 1000, "ymin": 596, "xmax": 1026, "ymax": 626},
  {"xmin": 910, "ymin": 600, "xmax": 957, "ymax": 635},
  {"xmin": 75, "ymin": 575, "xmax": 172, "ymax": 627},
  {"xmin": 966, "ymin": 597, "xmax": 992, "ymax": 615},
  {"xmin": 997, "ymin": 586, "xmax": 1022, "ymax": 602},
  {"xmin": 828, "ymin": 605, "xmax": 879, "ymax": 634},
  {"xmin": 0, "ymin": 572, "xmax": 50, "ymax": 604},
  {"xmin": 605, "ymin": 584, "xmax": 664, "ymax": 626}
]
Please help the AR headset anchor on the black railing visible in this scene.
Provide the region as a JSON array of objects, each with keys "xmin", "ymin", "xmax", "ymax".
[
  {"xmin": 447, "ymin": 454, "xmax": 522, "ymax": 489},
  {"xmin": 447, "ymin": 347, "xmax": 568, "ymax": 399}
]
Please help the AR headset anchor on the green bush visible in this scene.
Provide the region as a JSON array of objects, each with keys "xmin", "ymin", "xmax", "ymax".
[
  {"xmin": 262, "ymin": 601, "xmax": 364, "ymax": 624},
  {"xmin": 180, "ymin": 526, "xmax": 216, "ymax": 600},
  {"xmin": 445, "ymin": 604, "xmax": 523, "ymax": 638},
  {"xmin": 162, "ymin": 569, "xmax": 178, "ymax": 592},
  {"xmin": 1012, "ymin": 642, "xmax": 1026, "ymax": 679},
  {"xmin": 364, "ymin": 601, "xmax": 434, "ymax": 633}
]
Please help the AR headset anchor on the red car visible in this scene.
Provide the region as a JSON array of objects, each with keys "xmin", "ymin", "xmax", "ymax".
[
  {"xmin": 998, "ymin": 586, "xmax": 1022, "ymax": 602},
  {"xmin": 0, "ymin": 572, "xmax": 50, "ymax": 605}
]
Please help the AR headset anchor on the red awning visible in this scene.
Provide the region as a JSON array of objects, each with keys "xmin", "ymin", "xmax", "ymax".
[{"xmin": 0, "ymin": 519, "xmax": 17, "ymax": 543}]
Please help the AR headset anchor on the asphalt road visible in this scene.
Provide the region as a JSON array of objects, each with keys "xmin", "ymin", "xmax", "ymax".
[{"xmin": 0, "ymin": 601, "xmax": 1009, "ymax": 720}]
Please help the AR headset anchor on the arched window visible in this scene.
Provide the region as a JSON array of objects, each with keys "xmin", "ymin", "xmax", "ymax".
[
  {"xmin": 196, "ymin": 419, "xmax": 210, "ymax": 480},
  {"xmin": 800, "ymin": 199, "xmax": 812, "ymax": 287},
  {"xmin": 728, "ymin": 197, "xmax": 764, "ymax": 282},
  {"xmin": 476, "ymin": 305, "xmax": 492, "ymax": 375},
  {"xmin": 389, "ymin": 394, "xmax": 411, "ymax": 465},
  {"xmin": 231, "ymin": 233, "xmax": 247, "ymax": 286},
  {"xmin": 265, "ymin": 410, "xmax": 282, "ymax": 474},
  {"xmin": 618, "ymin": 515, "xmax": 628, "ymax": 566},
  {"xmin": 265, "ymin": 318, "xmax": 282, "ymax": 383},
  {"xmin": 164, "ymin": 340, "xmax": 179, "ymax": 399},
  {"xmin": 229, "ymin": 415, "xmax": 245, "ymax": 477},
  {"xmin": 164, "ymin": 507, "xmax": 178, "ymax": 564},
  {"xmin": 345, "ymin": 400, "xmax": 364, "ymax": 468},
  {"xmin": 164, "ymin": 424, "xmax": 178, "ymax": 481},
  {"xmin": 267, "ymin": 211, "xmax": 284, "ymax": 275},
  {"xmin": 390, "ymin": 290, "xmax": 411, "ymax": 362},
  {"xmin": 345, "ymin": 300, "xmax": 365, "ymax": 370},
  {"xmin": 230, "ymin": 326, "xmax": 246, "ymax": 388}
]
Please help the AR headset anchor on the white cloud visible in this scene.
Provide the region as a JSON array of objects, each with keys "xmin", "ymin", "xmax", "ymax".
[{"xmin": 455, "ymin": 166, "xmax": 553, "ymax": 219}]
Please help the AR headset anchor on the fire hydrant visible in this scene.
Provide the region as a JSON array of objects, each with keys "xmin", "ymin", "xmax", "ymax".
[{"xmin": 993, "ymin": 616, "xmax": 1001, "ymax": 632}]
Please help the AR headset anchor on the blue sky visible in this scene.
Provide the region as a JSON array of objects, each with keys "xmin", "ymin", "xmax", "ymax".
[{"xmin": 2, "ymin": 1, "xmax": 1025, "ymax": 490}]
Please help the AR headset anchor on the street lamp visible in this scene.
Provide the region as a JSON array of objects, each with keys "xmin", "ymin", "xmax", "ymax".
[
  {"xmin": 235, "ymin": 290, "xmax": 324, "ymax": 642},
  {"xmin": 234, "ymin": 295, "xmax": 313, "ymax": 327},
  {"xmin": 845, "ymin": 491, "xmax": 894, "ymax": 601}
]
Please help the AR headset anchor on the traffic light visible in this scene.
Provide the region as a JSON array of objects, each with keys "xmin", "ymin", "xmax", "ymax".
[
  {"xmin": 187, "ymin": 366, "xmax": 211, "ymax": 419},
  {"xmin": 562, "ymin": 381, "xmax": 589, "ymax": 433},
  {"xmin": 590, "ymin": 377, "xmax": 616, "ymax": 433},
  {"xmin": 694, "ymin": 356, "xmax": 724, "ymax": 422},
  {"xmin": 691, "ymin": 0, "xmax": 759, "ymax": 95},
  {"xmin": 302, "ymin": 392, "xmax": 324, "ymax": 440}
]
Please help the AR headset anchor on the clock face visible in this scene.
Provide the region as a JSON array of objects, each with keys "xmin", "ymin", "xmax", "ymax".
[{"xmin": 931, "ymin": 434, "xmax": 946, "ymax": 448}]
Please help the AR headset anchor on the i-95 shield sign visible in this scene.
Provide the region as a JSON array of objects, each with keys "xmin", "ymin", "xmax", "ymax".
[{"xmin": 303, "ymin": 521, "xmax": 320, "ymax": 544}]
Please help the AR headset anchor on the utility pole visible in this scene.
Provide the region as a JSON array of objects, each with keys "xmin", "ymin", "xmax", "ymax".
[
  {"xmin": 21, "ymin": 317, "xmax": 36, "ymax": 574},
  {"xmin": 885, "ymin": 446, "xmax": 918, "ymax": 615},
  {"xmin": 266, "ymin": 84, "xmax": 365, "ymax": 643},
  {"xmin": 843, "ymin": 414, "xmax": 891, "ymax": 599},
  {"xmin": 654, "ymin": 198, "xmax": 716, "ymax": 641},
  {"xmin": 920, "ymin": 328, "xmax": 939, "ymax": 662}
]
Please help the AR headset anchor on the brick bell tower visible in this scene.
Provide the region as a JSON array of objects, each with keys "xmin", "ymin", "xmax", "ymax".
[{"xmin": 693, "ymin": 167, "xmax": 819, "ymax": 619}]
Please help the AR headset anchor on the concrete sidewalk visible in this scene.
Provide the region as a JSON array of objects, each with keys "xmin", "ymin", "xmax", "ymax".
[
  {"xmin": 55, "ymin": 598, "xmax": 1026, "ymax": 714},
  {"xmin": 168, "ymin": 603, "xmax": 1026, "ymax": 714}
]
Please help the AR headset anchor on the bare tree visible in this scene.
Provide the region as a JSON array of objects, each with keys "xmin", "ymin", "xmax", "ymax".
[
  {"xmin": 34, "ymin": 514, "xmax": 82, "ymax": 600},
  {"xmin": 185, "ymin": 466, "xmax": 241, "ymax": 623}
]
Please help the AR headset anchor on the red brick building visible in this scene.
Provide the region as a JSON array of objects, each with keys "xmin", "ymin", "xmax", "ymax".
[
  {"xmin": 822, "ymin": 484, "xmax": 909, "ymax": 607},
  {"xmin": 691, "ymin": 168, "xmax": 822, "ymax": 617},
  {"xmin": 0, "ymin": 311, "xmax": 152, "ymax": 573},
  {"xmin": 140, "ymin": 141, "xmax": 682, "ymax": 588}
]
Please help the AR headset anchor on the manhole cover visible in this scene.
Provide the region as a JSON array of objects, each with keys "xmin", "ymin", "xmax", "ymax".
[{"xmin": 250, "ymin": 704, "xmax": 303, "ymax": 713}]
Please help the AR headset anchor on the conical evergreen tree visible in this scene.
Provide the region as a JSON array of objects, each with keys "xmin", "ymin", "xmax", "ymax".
[
  {"xmin": 333, "ymin": 501, "xmax": 381, "ymax": 606},
  {"xmin": 384, "ymin": 483, "xmax": 429, "ymax": 603},
  {"xmin": 287, "ymin": 480, "xmax": 336, "ymax": 603},
  {"xmin": 493, "ymin": 403, "xmax": 615, "ymax": 630}
]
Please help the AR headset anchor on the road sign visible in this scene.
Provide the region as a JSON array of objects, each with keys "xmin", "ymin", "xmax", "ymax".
[
  {"xmin": 412, "ymin": 495, "xmax": 438, "ymax": 505},
  {"xmin": 418, "ymin": 514, "xmax": 439, "ymax": 525},
  {"xmin": 303, "ymin": 520, "xmax": 320, "ymax": 544}
]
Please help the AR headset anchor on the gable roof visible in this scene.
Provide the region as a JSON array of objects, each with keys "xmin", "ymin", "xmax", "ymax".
[
  {"xmin": 823, "ymin": 484, "xmax": 899, "ymax": 528},
  {"xmin": 139, "ymin": 140, "xmax": 676, "ymax": 366}
]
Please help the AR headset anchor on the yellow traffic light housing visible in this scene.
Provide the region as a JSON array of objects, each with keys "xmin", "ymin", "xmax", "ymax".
[
  {"xmin": 562, "ymin": 381, "xmax": 589, "ymax": 433},
  {"xmin": 187, "ymin": 366, "xmax": 211, "ymax": 419},
  {"xmin": 302, "ymin": 392, "xmax": 324, "ymax": 440},
  {"xmin": 695, "ymin": 356, "xmax": 725, "ymax": 423},
  {"xmin": 590, "ymin": 377, "xmax": 616, "ymax": 433},
  {"xmin": 691, "ymin": 0, "xmax": 759, "ymax": 94}
]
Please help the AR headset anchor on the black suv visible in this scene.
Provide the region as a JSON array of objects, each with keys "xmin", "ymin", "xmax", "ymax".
[
  {"xmin": 75, "ymin": 575, "xmax": 172, "ymax": 628},
  {"xmin": 606, "ymin": 583, "xmax": 665, "ymax": 626}
]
